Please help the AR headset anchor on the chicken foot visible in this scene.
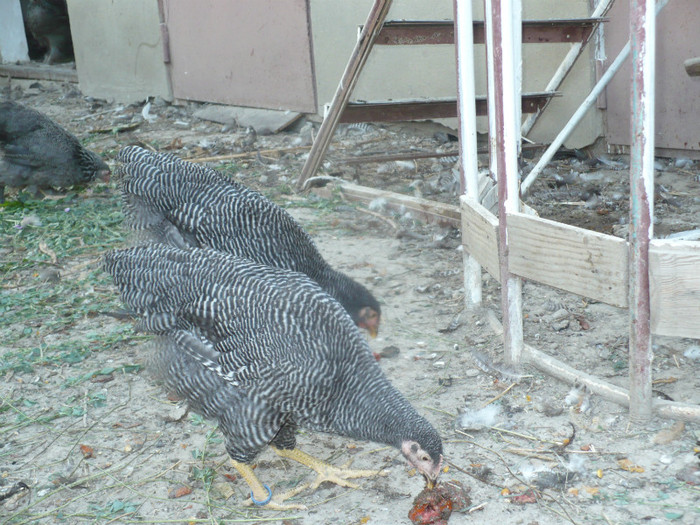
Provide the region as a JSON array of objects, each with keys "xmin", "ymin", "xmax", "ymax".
[
  {"xmin": 272, "ymin": 446, "xmax": 388, "ymax": 490},
  {"xmin": 230, "ymin": 459, "xmax": 308, "ymax": 511}
]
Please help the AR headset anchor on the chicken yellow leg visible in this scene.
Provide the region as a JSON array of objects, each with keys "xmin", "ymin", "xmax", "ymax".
[
  {"xmin": 230, "ymin": 459, "xmax": 308, "ymax": 510},
  {"xmin": 272, "ymin": 446, "xmax": 387, "ymax": 490}
]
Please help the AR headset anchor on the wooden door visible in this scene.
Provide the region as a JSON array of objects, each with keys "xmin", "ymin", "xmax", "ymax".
[{"xmin": 162, "ymin": 0, "xmax": 316, "ymax": 112}]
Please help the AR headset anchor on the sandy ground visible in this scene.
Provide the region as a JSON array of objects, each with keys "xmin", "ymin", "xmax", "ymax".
[{"xmin": 1, "ymin": 79, "xmax": 699, "ymax": 525}]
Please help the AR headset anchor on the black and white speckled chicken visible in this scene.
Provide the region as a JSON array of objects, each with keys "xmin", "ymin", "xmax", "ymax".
[
  {"xmin": 103, "ymin": 243, "xmax": 442, "ymax": 510},
  {"xmin": 0, "ymin": 101, "xmax": 109, "ymax": 202},
  {"xmin": 116, "ymin": 145, "xmax": 381, "ymax": 336}
]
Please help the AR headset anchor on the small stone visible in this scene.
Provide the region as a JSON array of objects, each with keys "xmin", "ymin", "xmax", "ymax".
[
  {"xmin": 550, "ymin": 308, "xmax": 569, "ymax": 321},
  {"xmin": 379, "ymin": 345, "xmax": 400, "ymax": 358},
  {"xmin": 551, "ymin": 319, "xmax": 570, "ymax": 331}
]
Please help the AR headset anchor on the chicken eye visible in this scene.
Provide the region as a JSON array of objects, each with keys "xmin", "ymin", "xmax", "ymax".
[{"xmin": 421, "ymin": 454, "xmax": 429, "ymax": 462}]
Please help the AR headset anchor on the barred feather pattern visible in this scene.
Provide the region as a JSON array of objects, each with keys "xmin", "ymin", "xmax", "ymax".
[
  {"xmin": 103, "ymin": 244, "xmax": 441, "ymax": 464},
  {"xmin": 116, "ymin": 145, "xmax": 380, "ymax": 327}
]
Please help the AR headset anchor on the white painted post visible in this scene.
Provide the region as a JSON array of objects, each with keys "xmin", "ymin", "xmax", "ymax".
[
  {"xmin": 628, "ymin": 0, "xmax": 656, "ymax": 422},
  {"xmin": 455, "ymin": 0, "xmax": 482, "ymax": 307}
]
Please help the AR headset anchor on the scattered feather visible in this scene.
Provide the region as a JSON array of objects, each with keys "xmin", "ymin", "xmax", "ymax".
[
  {"xmin": 368, "ymin": 197, "xmax": 388, "ymax": 211},
  {"xmin": 20, "ymin": 214, "xmax": 42, "ymax": 228},
  {"xmin": 457, "ymin": 404, "xmax": 501, "ymax": 430},
  {"xmin": 565, "ymin": 382, "xmax": 592, "ymax": 413},
  {"xmin": 141, "ymin": 101, "xmax": 157, "ymax": 122},
  {"xmin": 684, "ymin": 346, "xmax": 700, "ymax": 361},
  {"xmin": 674, "ymin": 157, "xmax": 693, "ymax": 169}
]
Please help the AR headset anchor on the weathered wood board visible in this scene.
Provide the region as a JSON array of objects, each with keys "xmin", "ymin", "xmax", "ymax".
[
  {"xmin": 650, "ymin": 240, "xmax": 700, "ymax": 339},
  {"xmin": 459, "ymin": 195, "xmax": 500, "ymax": 279},
  {"xmin": 507, "ymin": 212, "xmax": 629, "ymax": 307},
  {"xmin": 334, "ymin": 182, "xmax": 462, "ymax": 228}
]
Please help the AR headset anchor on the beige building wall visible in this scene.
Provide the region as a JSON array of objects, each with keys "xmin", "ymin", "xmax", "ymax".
[
  {"xmin": 62, "ymin": 0, "xmax": 600, "ymax": 147},
  {"xmin": 66, "ymin": 0, "xmax": 171, "ymax": 103},
  {"xmin": 310, "ymin": 0, "xmax": 602, "ymax": 148}
]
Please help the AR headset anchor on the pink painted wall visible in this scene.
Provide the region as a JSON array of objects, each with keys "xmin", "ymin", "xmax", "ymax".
[
  {"xmin": 162, "ymin": 0, "xmax": 316, "ymax": 112},
  {"xmin": 604, "ymin": 0, "xmax": 700, "ymax": 154}
]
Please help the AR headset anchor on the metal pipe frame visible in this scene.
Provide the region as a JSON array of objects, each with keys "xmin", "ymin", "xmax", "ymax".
[
  {"xmin": 520, "ymin": 0, "xmax": 669, "ymax": 196},
  {"xmin": 627, "ymin": 0, "xmax": 655, "ymax": 422},
  {"xmin": 486, "ymin": 0, "xmax": 524, "ymax": 365},
  {"xmin": 454, "ymin": 0, "xmax": 482, "ymax": 307}
]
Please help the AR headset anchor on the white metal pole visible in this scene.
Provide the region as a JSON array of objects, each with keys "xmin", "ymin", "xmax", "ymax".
[{"xmin": 455, "ymin": 0, "xmax": 483, "ymax": 307}]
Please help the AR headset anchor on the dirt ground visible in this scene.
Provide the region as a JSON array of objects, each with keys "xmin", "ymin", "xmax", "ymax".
[{"xmin": 1, "ymin": 79, "xmax": 698, "ymax": 525}]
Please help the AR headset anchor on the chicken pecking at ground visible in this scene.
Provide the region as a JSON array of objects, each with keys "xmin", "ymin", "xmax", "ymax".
[
  {"xmin": 103, "ymin": 243, "xmax": 443, "ymax": 510},
  {"xmin": 0, "ymin": 101, "xmax": 109, "ymax": 202},
  {"xmin": 116, "ymin": 145, "xmax": 381, "ymax": 336}
]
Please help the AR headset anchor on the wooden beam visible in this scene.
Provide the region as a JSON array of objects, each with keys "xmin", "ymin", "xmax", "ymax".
[
  {"xmin": 0, "ymin": 63, "xmax": 78, "ymax": 83},
  {"xmin": 649, "ymin": 240, "xmax": 700, "ymax": 339},
  {"xmin": 339, "ymin": 92, "xmax": 555, "ymax": 123},
  {"xmin": 507, "ymin": 212, "xmax": 629, "ymax": 307},
  {"xmin": 314, "ymin": 181, "xmax": 460, "ymax": 228},
  {"xmin": 523, "ymin": 344, "xmax": 700, "ymax": 422},
  {"xmin": 296, "ymin": 0, "xmax": 393, "ymax": 191},
  {"xmin": 374, "ymin": 19, "xmax": 604, "ymax": 46},
  {"xmin": 628, "ymin": 0, "xmax": 656, "ymax": 422},
  {"xmin": 459, "ymin": 195, "xmax": 500, "ymax": 280}
]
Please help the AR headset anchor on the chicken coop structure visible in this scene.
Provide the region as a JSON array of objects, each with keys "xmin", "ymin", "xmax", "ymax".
[
  {"xmin": 296, "ymin": 0, "xmax": 700, "ymax": 423},
  {"xmin": 457, "ymin": 0, "xmax": 700, "ymax": 422}
]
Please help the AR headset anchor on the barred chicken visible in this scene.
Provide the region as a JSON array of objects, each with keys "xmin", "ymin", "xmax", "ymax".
[
  {"xmin": 0, "ymin": 101, "xmax": 109, "ymax": 202},
  {"xmin": 103, "ymin": 244, "xmax": 442, "ymax": 509},
  {"xmin": 116, "ymin": 145, "xmax": 381, "ymax": 336}
]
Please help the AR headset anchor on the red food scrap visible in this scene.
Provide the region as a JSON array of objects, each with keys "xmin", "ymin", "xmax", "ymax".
[{"xmin": 408, "ymin": 481, "xmax": 471, "ymax": 525}]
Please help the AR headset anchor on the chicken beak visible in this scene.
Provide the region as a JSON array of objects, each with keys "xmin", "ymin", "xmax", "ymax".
[
  {"xmin": 357, "ymin": 307, "xmax": 380, "ymax": 338},
  {"xmin": 424, "ymin": 474, "xmax": 437, "ymax": 490}
]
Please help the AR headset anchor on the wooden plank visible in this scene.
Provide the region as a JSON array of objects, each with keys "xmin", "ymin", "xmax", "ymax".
[
  {"xmin": 373, "ymin": 19, "xmax": 604, "ymax": 46},
  {"xmin": 0, "ymin": 63, "xmax": 78, "ymax": 83},
  {"xmin": 193, "ymin": 105, "xmax": 301, "ymax": 134},
  {"xmin": 339, "ymin": 92, "xmax": 555, "ymax": 123},
  {"xmin": 296, "ymin": 0, "xmax": 393, "ymax": 190},
  {"xmin": 336, "ymin": 182, "xmax": 460, "ymax": 228},
  {"xmin": 507, "ymin": 212, "xmax": 628, "ymax": 307},
  {"xmin": 459, "ymin": 195, "xmax": 500, "ymax": 279},
  {"xmin": 649, "ymin": 240, "xmax": 700, "ymax": 339}
]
